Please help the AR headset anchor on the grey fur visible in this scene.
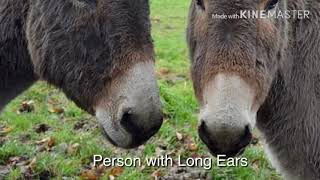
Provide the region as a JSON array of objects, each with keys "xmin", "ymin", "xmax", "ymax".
[
  {"xmin": 0, "ymin": 0, "xmax": 162, "ymax": 149},
  {"xmin": 257, "ymin": 1, "xmax": 320, "ymax": 179},
  {"xmin": 187, "ymin": 0, "xmax": 320, "ymax": 179},
  {"xmin": 0, "ymin": 0, "xmax": 154, "ymax": 113}
]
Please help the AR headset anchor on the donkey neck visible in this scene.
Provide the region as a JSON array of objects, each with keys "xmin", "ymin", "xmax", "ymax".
[
  {"xmin": 256, "ymin": 1, "xmax": 320, "ymax": 177},
  {"xmin": 281, "ymin": 0, "xmax": 320, "ymax": 122}
]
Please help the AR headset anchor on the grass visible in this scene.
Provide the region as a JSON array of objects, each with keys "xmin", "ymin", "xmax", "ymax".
[{"xmin": 0, "ymin": 0, "xmax": 281, "ymax": 179}]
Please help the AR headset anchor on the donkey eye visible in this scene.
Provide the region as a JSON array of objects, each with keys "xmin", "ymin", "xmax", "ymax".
[
  {"xmin": 265, "ymin": 0, "xmax": 279, "ymax": 11},
  {"xmin": 196, "ymin": 0, "xmax": 205, "ymax": 10}
]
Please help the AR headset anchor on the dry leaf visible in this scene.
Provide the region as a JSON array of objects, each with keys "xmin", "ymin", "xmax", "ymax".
[
  {"xmin": 109, "ymin": 175, "xmax": 115, "ymax": 180},
  {"xmin": 187, "ymin": 143, "xmax": 198, "ymax": 151},
  {"xmin": 151, "ymin": 169, "xmax": 162, "ymax": 179},
  {"xmin": 47, "ymin": 137, "xmax": 55, "ymax": 147},
  {"xmin": 28, "ymin": 158, "xmax": 37, "ymax": 170},
  {"xmin": 36, "ymin": 137, "xmax": 56, "ymax": 148},
  {"xmin": 34, "ymin": 124, "xmax": 50, "ymax": 133},
  {"xmin": 157, "ymin": 68, "xmax": 171, "ymax": 77},
  {"xmin": 80, "ymin": 170, "xmax": 98, "ymax": 180},
  {"xmin": 48, "ymin": 107, "xmax": 64, "ymax": 114},
  {"xmin": 47, "ymin": 98, "xmax": 59, "ymax": 105},
  {"xmin": 155, "ymin": 147, "xmax": 165, "ymax": 156},
  {"xmin": 139, "ymin": 165, "xmax": 146, "ymax": 171},
  {"xmin": 182, "ymin": 135, "xmax": 198, "ymax": 151},
  {"xmin": 152, "ymin": 16, "xmax": 161, "ymax": 22},
  {"xmin": 109, "ymin": 167, "xmax": 124, "ymax": 177},
  {"xmin": 176, "ymin": 132, "xmax": 183, "ymax": 141},
  {"xmin": 18, "ymin": 101, "xmax": 35, "ymax": 113},
  {"xmin": 74, "ymin": 121, "xmax": 86, "ymax": 130},
  {"xmin": 251, "ymin": 158, "xmax": 260, "ymax": 169},
  {"xmin": 96, "ymin": 164, "xmax": 106, "ymax": 175},
  {"xmin": 0, "ymin": 127, "xmax": 12, "ymax": 136},
  {"xmin": 67, "ymin": 143, "xmax": 80, "ymax": 155},
  {"xmin": 8, "ymin": 156, "xmax": 29, "ymax": 166}
]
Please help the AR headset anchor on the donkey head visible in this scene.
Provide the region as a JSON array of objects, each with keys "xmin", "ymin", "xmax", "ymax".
[
  {"xmin": 187, "ymin": 0, "xmax": 291, "ymax": 156},
  {"xmin": 26, "ymin": 0, "xmax": 162, "ymax": 148}
]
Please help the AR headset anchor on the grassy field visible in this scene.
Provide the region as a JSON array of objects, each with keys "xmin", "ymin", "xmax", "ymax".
[{"xmin": 0, "ymin": 0, "xmax": 281, "ymax": 179}]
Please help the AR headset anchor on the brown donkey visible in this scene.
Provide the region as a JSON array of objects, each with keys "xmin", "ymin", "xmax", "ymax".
[
  {"xmin": 187, "ymin": 0, "xmax": 320, "ymax": 179},
  {"xmin": 0, "ymin": 0, "xmax": 163, "ymax": 149}
]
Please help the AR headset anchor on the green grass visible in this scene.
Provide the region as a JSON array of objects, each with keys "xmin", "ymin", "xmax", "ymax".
[{"xmin": 0, "ymin": 0, "xmax": 281, "ymax": 179}]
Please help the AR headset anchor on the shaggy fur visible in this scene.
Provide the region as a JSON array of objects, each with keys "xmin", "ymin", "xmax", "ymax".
[
  {"xmin": 0, "ymin": 0, "xmax": 154, "ymax": 114},
  {"xmin": 187, "ymin": 0, "xmax": 320, "ymax": 179},
  {"xmin": 257, "ymin": 1, "xmax": 320, "ymax": 179},
  {"xmin": 0, "ymin": 0, "xmax": 37, "ymax": 111}
]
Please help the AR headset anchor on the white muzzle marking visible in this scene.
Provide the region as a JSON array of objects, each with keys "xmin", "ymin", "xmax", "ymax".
[{"xmin": 200, "ymin": 73, "xmax": 257, "ymax": 130}]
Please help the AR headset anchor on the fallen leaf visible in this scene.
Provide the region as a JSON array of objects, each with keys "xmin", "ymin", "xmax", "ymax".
[
  {"xmin": 176, "ymin": 132, "xmax": 183, "ymax": 141},
  {"xmin": 151, "ymin": 16, "xmax": 161, "ymax": 23},
  {"xmin": 47, "ymin": 137, "xmax": 56, "ymax": 147},
  {"xmin": 109, "ymin": 167, "xmax": 124, "ymax": 177},
  {"xmin": 8, "ymin": 156, "xmax": 29, "ymax": 166},
  {"xmin": 47, "ymin": 98, "xmax": 59, "ymax": 105},
  {"xmin": 165, "ymin": 75, "xmax": 186, "ymax": 85},
  {"xmin": 151, "ymin": 169, "xmax": 162, "ymax": 179},
  {"xmin": 80, "ymin": 170, "xmax": 98, "ymax": 180},
  {"xmin": 67, "ymin": 143, "xmax": 80, "ymax": 155},
  {"xmin": 34, "ymin": 124, "xmax": 50, "ymax": 133},
  {"xmin": 187, "ymin": 143, "xmax": 198, "ymax": 152},
  {"xmin": 182, "ymin": 135, "xmax": 198, "ymax": 151},
  {"xmin": 28, "ymin": 158, "xmax": 37, "ymax": 170},
  {"xmin": 155, "ymin": 147, "xmax": 165, "ymax": 156},
  {"xmin": 18, "ymin": 100, "xmax": 35, "ymax": 113},
  {"xmin": 0, "ymin": 127, "xmax": 12, "ymax": 136},
  {"xmin": 96, "ymin": 164, "xmax": 106, "ymax": 175},
  {"xmin": 20, "ymin": 165, "xmax": 33, "ymax": 179},
  {"xmin": 74, "ymin": 121, "xmax": 86, "ymax": 130},
  {"xmin": 48, "ymin": 107, "xmax": 64, "ymax": 114},
  {"xmin": 157, "ymin": 68, "xmax": 171, "ymax": 77},
  {"xmin": 36, "ymin": 137, "xmax": 56, "ymax": 148},
  {"xmin": 139, "ymin": 165, "xmax": 146, "ymax": 171}
]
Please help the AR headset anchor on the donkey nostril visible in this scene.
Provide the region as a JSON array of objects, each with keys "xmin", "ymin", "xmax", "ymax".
[
  {"xmin": 120, "ymin": 110, "xmax": 140, "ymax": 135},
  {"xmin": 199, "ymin": 121, "xmax": 206, "ymax": 133},
  {"xmin": 198, "ymin": 121, "xmax": 210, "ymax": 144},
  {"xmin": 119, "ymin": 109, "xmax": 163, "ymax": 148},
  {"xmin": 244, "ymin": 125, "xmax": 251, "ymax": 138},
  {"xmin": 239, "ymin": 125, "xmax": 252, "ymax": 147}
]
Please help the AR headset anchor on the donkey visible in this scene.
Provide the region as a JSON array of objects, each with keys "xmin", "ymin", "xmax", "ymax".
[
  {"xmin": 187, "ymin": 0, "xmax": 320, "ymax": 179},
  {"xmin": 0, "ymin": 0, "xmax": 163, "ymax": 149}
]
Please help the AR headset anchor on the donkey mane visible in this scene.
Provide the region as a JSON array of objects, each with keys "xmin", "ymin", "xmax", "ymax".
[
  {"xmin": 257, "ymin": 1, "xmax": 320, "ymax": 179},
  {"xmin": 0, "ymin": 0, "xmax": 36, "ymax": 111}
]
